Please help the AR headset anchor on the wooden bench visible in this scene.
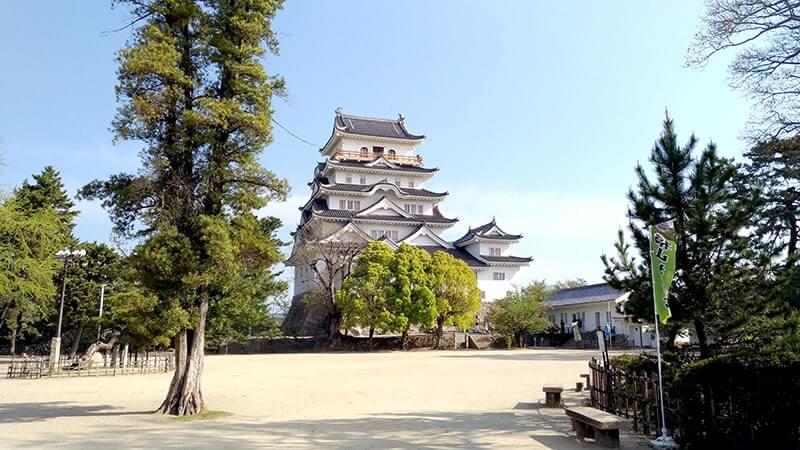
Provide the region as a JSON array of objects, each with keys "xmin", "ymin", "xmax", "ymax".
[
  {"xmin": 565, "ymin": 406, "xmax": 624, "ymax": 448},
  {"xmin": 542, "ymin": 385, "xmax": 563, "ymax": 407}
]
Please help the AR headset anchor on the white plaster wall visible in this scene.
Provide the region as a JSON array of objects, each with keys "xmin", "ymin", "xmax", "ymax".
[
  {"xmin": 546, "ymin": 302, "xmax": 624, "ymax": 334},
  {"xmin": 339, "ymin": 136, "xmax": 419, "ymax": 157},
  {"xmin": 476, "ymin": 266, "xmax": 521, "ymax": 302},
  {"xmin": 331, "ymin": 169, "xmax": 427, "ymax": 189}
]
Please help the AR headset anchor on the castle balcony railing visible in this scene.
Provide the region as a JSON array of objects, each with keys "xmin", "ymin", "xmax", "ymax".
[{"xmin": 334, "ymin": 150, "xmax": 423, "ymax": 166}]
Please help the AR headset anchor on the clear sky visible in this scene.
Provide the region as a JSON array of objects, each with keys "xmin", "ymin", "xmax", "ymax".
[{"xmin": 0, "ymin": 1, "xmax": 751, "ymax": 290}]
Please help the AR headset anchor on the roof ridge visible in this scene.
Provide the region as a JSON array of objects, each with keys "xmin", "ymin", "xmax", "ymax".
[
  {"xmin": 336, "ymin": 111, "xmax": 404, "ymax": 123},
  {"xmin": 556, "ymin": 282, "xmax": 612, "ymax": 292}
]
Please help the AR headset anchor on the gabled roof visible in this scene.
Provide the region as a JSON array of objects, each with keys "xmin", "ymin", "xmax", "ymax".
[
  {"xmin": 453, "ymin": 218, "xmax": 523, "ymax": 246},
  {"xmin": 317, "ymin": 180, "xmax": 448, "ymax": 199},
  {"xmin": 400, "ymin": 225, "xmax": 453, "ymax": 249},
  {"xmin": 333, "ymin": 110, "xmax": 425, "ymax": 140},
  {"xmin": 356, "ymin": 196, "xmax": 415, "ymax": 218},
  {"xmin": 544, "ymin": 283, "xmax": 625, "ymax": 308},
  {"xmin": 302, "ymin": 198, "xmax": 458, "ymax": 226}
]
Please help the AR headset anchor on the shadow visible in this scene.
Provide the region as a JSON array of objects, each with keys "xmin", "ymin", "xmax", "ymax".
[
  {"xmin": 4, "ymin": 405, "xmax": 645, "ymax": 449},
  {"xmin": 513, "ymin": 401, "xmax": 543, "ymax": 410},
  {"xmin": 0, "ymin": 402, "xmax": 154, "ymax": 423},
  {"xmin": 441, "ymin": 350, "xmax": 601, "ymax": 362}
]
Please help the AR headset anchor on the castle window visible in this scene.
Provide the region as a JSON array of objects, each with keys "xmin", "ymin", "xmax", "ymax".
[
  {"xmin": 480, "ymin": 290, "xmax": 486, "ymax": 300},
  {"xmin": 360, "ymin": 147, "xmax": 369, "ymax": 157},
  {"xmin": 345, "ymin": 200, "xmax": 360, "ymax": 210},
  {"xmin": 493, "ymin": 272, "xmax": 505, "ymax": 281},
  {"xmin": 395, "ymin": 178, "xmax": 401, "ymax": 186},
  {"xmin": 387, "ymin": 149, "xmax": 396, "ymax": 158},
  {"xmin": 408, "ymin": 180, "xmax": 415, "ymax": 188},
  {"xmin": 370, "ymin": 229, "xmax": 398, "ymax": 240},
  {"xmin": 417, "ymin": 204, "xmax": 424, "ymax": 214},
  {"xmin": 345, "ymin": 175, "xmax": 352, "ymax": 184},
  {"xmin": 490, "ymin": 247, "xmax": 501, "ymax": 256},
  {"xmin": 373, "ymin": 146, "xmax": 384, "ymax": 155},
  {"xmin": 339, "ymin": 200, "xmax": 346, "ymax": 209},
  {"xmin": 360, "ymin": 176, "xmax": 366, "ymax": 185},
  {"xmin": 404, "ymin": 204, "xmax": 417, "ymax": 214}
]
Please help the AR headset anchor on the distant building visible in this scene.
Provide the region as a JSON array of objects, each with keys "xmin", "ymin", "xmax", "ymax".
[
  {"xmin": 284, "ymin": 110, "xmax": 531, "ymax": 334},
  {"xmin": 544, "ymin": 282, "xmax": 655, "ymax": 347}
]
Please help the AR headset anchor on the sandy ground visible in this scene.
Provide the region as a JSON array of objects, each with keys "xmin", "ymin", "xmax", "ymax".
[{"xmin": 0, "ymin": 349, "xmax": 647, "ymax": 449}]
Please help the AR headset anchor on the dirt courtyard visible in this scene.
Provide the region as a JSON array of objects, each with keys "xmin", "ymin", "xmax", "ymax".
[{"xmin": 0, "ymin": 349, "xmax": 645, "ymax": 449}]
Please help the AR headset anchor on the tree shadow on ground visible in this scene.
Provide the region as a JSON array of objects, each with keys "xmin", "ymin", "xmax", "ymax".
[
  {"xmin": 440, "ymin": 350, "xmax": 601, "ymax": 362},
  {"xmin": 6, "ymin": 404, "xmax": 643, "ymax": 449},
  {"xmin": 0, "ymin": 402, "xmax": 153, "ymax": 423}
]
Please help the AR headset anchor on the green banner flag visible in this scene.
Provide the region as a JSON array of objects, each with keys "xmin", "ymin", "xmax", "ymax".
[{"xmin": 649, "ymin": 220, "xmax": 677, "ymax": 324}]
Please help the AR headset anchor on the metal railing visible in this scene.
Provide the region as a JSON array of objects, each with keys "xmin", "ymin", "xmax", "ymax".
[{"xmin": 334, "ymin": 150, "xmax": 423, "ymax": 165}]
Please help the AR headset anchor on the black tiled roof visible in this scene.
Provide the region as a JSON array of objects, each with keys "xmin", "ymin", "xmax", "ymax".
[
  {"xmin": 304, "ymin": 199, "xmax": 457, "ymax": 225},
  {"xmin": 417, "ymin": 246, "xmax": 488, "ymax": 267},
  {"xmin": 334, "ymin": 112, "xmax": 425, "ymax": 140},
  {"xmin": 544, "ymin": 283, "xmax": 624, "ymax": 307},
  {"xmin": 321, "ymin": 159, "xmax": 438, "ymax": 174},
  {"xmin": 318, "ymin": 180, "xmax": 447, "ymax": 198},
  {"xmin": 482, "ymin": 255, "xmax": 533, "ymax": 264},
  {"xmin": 453, "ymin": 218, "xmax": 522, "ymax": 246}
]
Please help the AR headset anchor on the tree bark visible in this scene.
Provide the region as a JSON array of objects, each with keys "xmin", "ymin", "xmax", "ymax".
[
  {"xmin": 401, "ymin": 329, "xmax": 408, "ymax": 350},
  {"xmin": 9, "ymin": 327, "xmax": 16, "ymax": 356},
  {"xmin": 368, "ymin": 327, "xmax": 374, "ymax": 351},
  {"xmin": 694, "ymin": 319, "xmax": 711, "ymax": 359},
  {"xmin": 69, "ymin": 324, "xmax": 84, "ymax": 359},
  {"xmin": 433, "ymin": 317, "xmax": 445, "ymax": 349},
  {"xmin": 158, "ymin": 299, "xmax": 208, "ymax": 416}
]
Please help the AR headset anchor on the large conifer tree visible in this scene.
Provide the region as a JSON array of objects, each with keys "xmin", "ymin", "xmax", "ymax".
[
  {"xmin": 81, "ymin": 0, "xmax": 287, "ymax": 415},
  {"xmin": 603, "ymin": 114, "xmax": 754, "ymax": 358}
]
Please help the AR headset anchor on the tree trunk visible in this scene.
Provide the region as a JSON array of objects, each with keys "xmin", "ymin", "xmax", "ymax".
[
  {"xmin": 694, "ymin": 319, "xmax": 710, "ymax": 359},
  {"xmin": 158, "ymin": 299, "xmax": 208, "ymax": 416},
  {"xmin": 401, "ymin": 329, "xmax": 408, "ymax": 350},
  {"xmin": 9, "ymin": 327, "xmax": 16, "ymax": 356},
  {"xmin": 327, "ymin": 309, "xmax": 342, "ymax": 343},
  {"xmin": 69, "ymin": 324, "xmax": 84, "ymax": 359},
  {"xmin": 368, "ymin": 327, "xmax": 374, "ymax": 351},
  {"xmin": 433, "ymin": 317, "xmax": 445, "ymax": 349},
  {"xmin": 516, "ymin": 332, "xmax": 523, "ymax": 349}
]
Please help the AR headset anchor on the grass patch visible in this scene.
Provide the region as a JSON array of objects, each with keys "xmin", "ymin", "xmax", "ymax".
[{"xmin": 169, "ymin": 409, "xmax": 232, "ymax": 422}]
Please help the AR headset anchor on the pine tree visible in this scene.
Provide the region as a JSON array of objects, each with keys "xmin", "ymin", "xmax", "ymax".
[
  {"xmin": 603, "ymin": 113, "xmax": 754, "ymax": 358},
  {"xmin": 80, "ymin": 0, "xmax": 287, "ymax": 416},
  {"xmin": 16, "ymin": 166, "xmax": 77, "ymax": 237}
]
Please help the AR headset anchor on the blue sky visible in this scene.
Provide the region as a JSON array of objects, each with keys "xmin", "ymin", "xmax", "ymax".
[{"xmin": 0, "ymin": 1, "xmax": 750, "ymax": 288}]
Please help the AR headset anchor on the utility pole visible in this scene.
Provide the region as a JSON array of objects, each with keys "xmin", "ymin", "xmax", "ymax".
[
  {"xmin": 96, "ymin": 283, "xmax": 106, "ymax": 342},
  {"xmin": 50, "ymin": 248, "xmax": 85, "ymax": 371}
]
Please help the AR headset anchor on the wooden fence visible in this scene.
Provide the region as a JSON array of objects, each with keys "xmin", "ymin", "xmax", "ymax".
[
  {"xmin": 7, "ymin": 352, "xmax": 174, "ymax": 379},
  {"xmin": 588, "ymin": 357, "xmax": 679, "ymax": 435}
]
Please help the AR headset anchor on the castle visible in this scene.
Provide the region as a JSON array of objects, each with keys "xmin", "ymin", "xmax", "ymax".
[{"xmin": 284, "ymin": 109, "xmax": 531, "ymax": 333}]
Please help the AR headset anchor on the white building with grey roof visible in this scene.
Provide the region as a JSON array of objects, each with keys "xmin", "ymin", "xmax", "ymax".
[
  {"xmin": 544, "ymin": 282, "xmax": 656, "ymax": 348},
  {"xmin": 286, "ymin": 110, "xmax": 531, "ymax": 332}
]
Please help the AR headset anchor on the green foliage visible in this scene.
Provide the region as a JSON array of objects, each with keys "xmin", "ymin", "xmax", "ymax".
[
  {"xmin": 338, "ymin": 242, "xmax": 403, "ymax": 341},
  {"xmin": 59, "ymin": 242, "xmax": 122, "ymax": 347},
  {"xmin": 0, "ymin": 193, "xmax": 62, "ymax": 347},
  {"xmin": 15, "ymin": 165, "xmax": 77, "ymax": 238},
  {"xmin": 78, "ymin": 1, "xmax": 289, "ymax": 366},
  {"xmin": 602, "ymin": 113, "xmax": 755, "ymax": 357},
  {"xmin": 488, "ymin": 281, "xmax": 553, "ymax": 347},
  {"xmin": 389, "ymin": 244, "xmax": 437, "ymax": 334},
  {"xmin": 609, "ymin": 354, "xmax": 658, "ymax": 374},
  {"xmin": 430, "ymin": 251, "xmax": 481, "ymax": 331}
]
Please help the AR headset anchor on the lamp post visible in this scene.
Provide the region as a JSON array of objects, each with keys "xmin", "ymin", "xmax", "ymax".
[{"xmin": 50, "ymin": 248, "xmax": 86, "ymax": 371}]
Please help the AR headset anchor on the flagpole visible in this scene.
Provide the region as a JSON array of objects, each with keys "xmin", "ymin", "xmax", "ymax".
[{"xmin": 649, "ymin": 226, "xmax": 678, "ymax": 449}]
